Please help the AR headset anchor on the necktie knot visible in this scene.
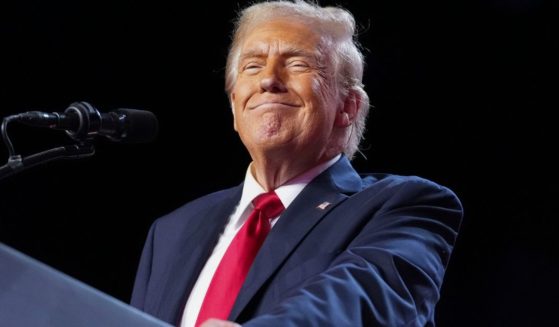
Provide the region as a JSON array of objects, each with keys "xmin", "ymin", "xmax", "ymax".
[{"xmin": 252, "ymin": 191, "xmax": 285, "ymax": 220}]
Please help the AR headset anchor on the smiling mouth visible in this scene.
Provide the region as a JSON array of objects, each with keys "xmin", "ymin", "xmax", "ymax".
[{"xmin": 249, "ymin": 102, "xmax": 299, "ymax": 110}]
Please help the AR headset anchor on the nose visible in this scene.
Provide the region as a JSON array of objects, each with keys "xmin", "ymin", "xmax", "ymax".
[{"xmin": 259, "ymin": 64, "xmax": 287, "ymax": 93}]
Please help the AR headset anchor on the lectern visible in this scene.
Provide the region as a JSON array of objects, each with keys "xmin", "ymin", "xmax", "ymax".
[{"xmin": 0, "ymin": 243, "xmax": 171, "ymax": 326}]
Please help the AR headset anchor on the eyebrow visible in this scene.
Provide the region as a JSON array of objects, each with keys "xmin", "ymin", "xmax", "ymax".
[{"xmin": 239, "ymin": 46, "xmax": 319, "ymax": 63}]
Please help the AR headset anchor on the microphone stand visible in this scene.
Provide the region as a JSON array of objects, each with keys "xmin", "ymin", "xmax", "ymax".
[
  {"xmin": 0, "ymin": 114, "xmax": 95, "ymax": 181},
  {"xmin": 0, "ymin": 144, "xmax": 95, "ymax": 181}
]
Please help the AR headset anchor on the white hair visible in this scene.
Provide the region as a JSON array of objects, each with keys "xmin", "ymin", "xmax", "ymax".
[{"xmin": 225, "ymin": 0, "xmax": 370, "ymax": 159}]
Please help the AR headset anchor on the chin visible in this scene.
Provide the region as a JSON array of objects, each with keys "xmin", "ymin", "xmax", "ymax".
[{"xmin": 253, "ymin": 126, "xmax": 284, "ymax": 142}]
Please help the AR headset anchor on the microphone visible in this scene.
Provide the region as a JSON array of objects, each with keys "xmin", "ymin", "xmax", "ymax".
[{"xmin": 15, "ymin": 101, "xmax": 158, "ymax": 143}]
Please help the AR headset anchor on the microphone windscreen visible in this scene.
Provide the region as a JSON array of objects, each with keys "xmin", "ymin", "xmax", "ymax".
[{"xmin": 117, "ymin": 109, "xmax": 159, "ymax": 143}]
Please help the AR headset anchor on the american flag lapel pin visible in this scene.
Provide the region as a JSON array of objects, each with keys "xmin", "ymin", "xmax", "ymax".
[{"xmin": 317, "ymin": 201, "xmax": 331, "ymax": 210}]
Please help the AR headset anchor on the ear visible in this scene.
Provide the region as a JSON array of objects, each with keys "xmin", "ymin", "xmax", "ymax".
[
  {"xmin": 230, "ymin": 93, "xmax": 238, "ymax": 132},
  {"xmin": 334, "ymin": 89, "xmax": 361, "ymax": 128}
]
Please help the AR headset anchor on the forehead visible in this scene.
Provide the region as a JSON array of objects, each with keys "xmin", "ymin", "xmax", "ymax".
[{"xmin": 240, "ymin": 19, "xmax": 322, "ymax": 55}]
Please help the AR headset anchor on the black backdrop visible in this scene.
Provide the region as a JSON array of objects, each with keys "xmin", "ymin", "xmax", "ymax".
[{"xmin": 1, "ymin": 1, "xmax": 556, "ymax": 326}]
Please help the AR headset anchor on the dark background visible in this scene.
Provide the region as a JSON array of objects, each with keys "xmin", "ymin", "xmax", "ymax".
[{"xmin": 0, "ymin": 1, "xmax": 556, "ymax": 326}]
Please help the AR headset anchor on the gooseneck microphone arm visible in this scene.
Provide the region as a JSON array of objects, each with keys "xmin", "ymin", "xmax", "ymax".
[
  {"xmin": 0, "ymin": 113, "xmax": 96, "ymax": 181},
  {"xmin": 0, "ymin": 101, "xmax": 158, "ymax": 181},
  {"xmin": 0, "ymin": 144, "xmax": 95, "ymax": 181}
]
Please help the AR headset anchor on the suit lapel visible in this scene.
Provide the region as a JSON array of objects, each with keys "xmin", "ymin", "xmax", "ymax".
[
  {"xmin": 154, "ymin": 186, "xmax": 243, "ymax": 323},
  {"xmin": 229, "ymin": 156, "xmax": 363, "ymax": 320}
]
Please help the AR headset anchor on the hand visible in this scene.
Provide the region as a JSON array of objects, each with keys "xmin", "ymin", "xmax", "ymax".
[{"xmin": 199, "ymin": 318, "xmax": 241, "ymax": 327}]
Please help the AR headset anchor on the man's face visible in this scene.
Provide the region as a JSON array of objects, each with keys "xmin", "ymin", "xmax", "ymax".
[{"xmin": 231, "ymin": 19, "xmax": 340, "ymax": 161}]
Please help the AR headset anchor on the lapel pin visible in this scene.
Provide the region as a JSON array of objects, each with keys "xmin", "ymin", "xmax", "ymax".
[{"xmin": 317, "ymin": 201, "xmax": 331, "ymax": 210}]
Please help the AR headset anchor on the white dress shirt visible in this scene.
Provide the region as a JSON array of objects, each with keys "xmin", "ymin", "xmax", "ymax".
[{"xmin": 180, "ymin": 155, "xmax": 341, "ymax": 327}]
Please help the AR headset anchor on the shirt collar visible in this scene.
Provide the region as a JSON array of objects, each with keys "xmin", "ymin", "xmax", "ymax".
[{"xmin": 238, "ymin": 154, "xmax": 341, "ymax": 214}]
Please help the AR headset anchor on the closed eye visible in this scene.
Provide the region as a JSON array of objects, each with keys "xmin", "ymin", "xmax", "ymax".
[
  {"xmin": 242, "ymin": 62, "xmax": 263, "ymax": 74},
  {"xmin": 288, "ymin": 60, "xmax": 309, "ymax": 67},
  {"xmin": 287, "ymin": 60, "xmax": 311, "ymax": 72}
]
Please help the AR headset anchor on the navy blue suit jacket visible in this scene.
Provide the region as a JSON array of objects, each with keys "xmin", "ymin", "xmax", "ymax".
[{"xmin": 131, "ymin": 156, "xmax": 463, "ymax": 326}]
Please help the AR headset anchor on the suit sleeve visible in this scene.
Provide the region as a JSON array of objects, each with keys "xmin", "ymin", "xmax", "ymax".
[
  {"xmin": 130, "ymin": 220, "xmax": 156, "ymax": 310},
  {"xmin": 243, "ymin": 178, "xmax": 463, "ymax": 327}
]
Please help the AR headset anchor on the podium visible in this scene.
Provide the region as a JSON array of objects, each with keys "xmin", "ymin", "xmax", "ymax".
[{"xmin": 0, "ymin": 243, "xmax": 171, "ymax": 326}]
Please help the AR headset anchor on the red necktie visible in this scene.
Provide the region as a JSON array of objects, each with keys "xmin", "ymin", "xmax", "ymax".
[{"xmin": 195, "ymin": 191, "xmax": 285, "ymax": 326}]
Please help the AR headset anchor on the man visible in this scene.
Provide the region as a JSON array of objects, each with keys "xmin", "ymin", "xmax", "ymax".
[{"xmin": 131, "ymin": 1, "xmax": 463, "ymax": 326}]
